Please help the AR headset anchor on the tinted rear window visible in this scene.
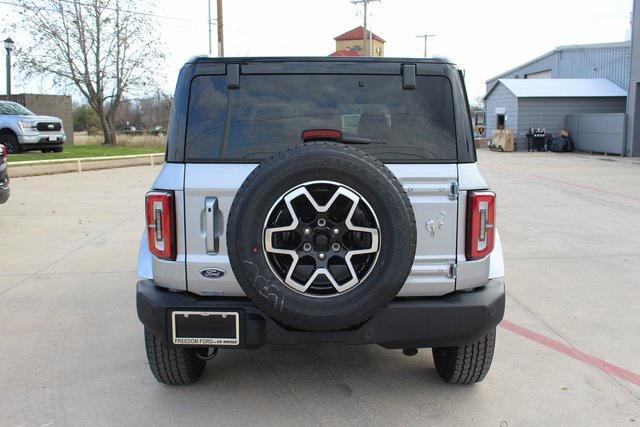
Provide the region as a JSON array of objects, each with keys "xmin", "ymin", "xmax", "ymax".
[{"xmin": 185, "ymin": 74, "xmax": 457, "ymax": 162}]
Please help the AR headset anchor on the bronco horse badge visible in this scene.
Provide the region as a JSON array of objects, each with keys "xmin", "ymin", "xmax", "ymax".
[{"xmin": 425, "ymin": 211, "xmax": 447, "ymax": 237}]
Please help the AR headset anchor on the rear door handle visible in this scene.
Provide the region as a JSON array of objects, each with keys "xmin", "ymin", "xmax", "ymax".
[{"xmin": 205, "ymin": 197, "xmax": 219, "ymax": 254}]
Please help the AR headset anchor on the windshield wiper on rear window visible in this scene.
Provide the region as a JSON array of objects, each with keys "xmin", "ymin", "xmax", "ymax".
[
  {"xmin": 301, "ymin": 129, "xmax": 386, "ymax": 145},
  {"xmin": 338, "ymin": 136, "xmax": 386, "ymax": 145}
]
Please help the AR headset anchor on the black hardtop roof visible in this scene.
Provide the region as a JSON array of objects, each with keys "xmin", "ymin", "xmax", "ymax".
[{"xmin": 187, "ymin": 56, "xmax": 456, "ymax": 66}]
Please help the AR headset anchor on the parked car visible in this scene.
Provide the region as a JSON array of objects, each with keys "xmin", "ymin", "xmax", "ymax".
[
  {"xmin": 148, "ymin": 125, "xmax": 165, "ymax": 136},
  {"xmin": 0, "ymin": 101, "xmax": 66, "ymax": 153},
  {"xmin": 121, "ymin": 125, "xmax": 143, "ymax": 135},
  {"xmin": 136, "ymin": 57, "xmax": 505, "ymax": 386},
  {"xmin": 0, "ymin": 144, "xmax": 9, "ymax": 204}
]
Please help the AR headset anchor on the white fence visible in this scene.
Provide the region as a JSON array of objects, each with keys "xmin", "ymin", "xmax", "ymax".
[{"xmin": 8, "ymin": 152, "xmax": 165, "ymax": 177}]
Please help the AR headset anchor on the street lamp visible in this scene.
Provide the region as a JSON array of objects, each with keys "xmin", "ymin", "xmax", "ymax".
[{"xmin": 4, "ymin": 37, "xmax": 14, "ymax": 96}]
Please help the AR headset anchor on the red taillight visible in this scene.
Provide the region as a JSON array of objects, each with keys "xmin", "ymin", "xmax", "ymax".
[
  {"xmin": 466, "ymin": 191, "xmax": 496, "ymax": 260},
  {"xmin": 145, "ymin": 191, "xmax": 176, "ymax": 260},
  {"xmin": 301, "ymin": 129, "xmax": 343, "ymax": 142}
]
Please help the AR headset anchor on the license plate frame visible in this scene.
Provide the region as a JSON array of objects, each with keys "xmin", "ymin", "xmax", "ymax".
[
  {"xmin": 171, "ymin": 310, "xmax": 240, "ymax": 346},
  {"xmin": 48, "ymin": 136, "xmax": 57, "ymax": 142}
]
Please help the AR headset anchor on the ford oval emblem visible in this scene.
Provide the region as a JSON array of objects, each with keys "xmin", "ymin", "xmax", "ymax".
[{"xmin": 200, "ymin": 267, "xmax": 226, "ymax": 280}]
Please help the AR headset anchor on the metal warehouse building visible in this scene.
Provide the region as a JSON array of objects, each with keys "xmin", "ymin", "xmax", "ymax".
[
  {"xmin": 627, "ymin": 0, "xmax": 640, "ymax": 156},
  {"xmin": 486, "ymin": 42, "xmax": 630, "ymax": 94},
  {"xmin": 485, "ymin": 41, "xmax": 631, "ymax": 153},
  {"xmin": 485, "ymin": 79, "xmax": 627, "ymax": 152}
]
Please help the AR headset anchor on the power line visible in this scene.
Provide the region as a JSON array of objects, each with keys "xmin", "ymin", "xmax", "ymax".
[
  {"xmin": 416, "ymin": 34, "xmax": 437, "ymax": 58},
  {"xmin": 0, "ymin": 0, "xmax": 210, "ymax": 24}
]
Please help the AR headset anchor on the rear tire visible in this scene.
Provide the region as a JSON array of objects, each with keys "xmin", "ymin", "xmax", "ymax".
[
  {"xmin": 432, "ymin": 329, "xmax": 496, "ymax": 384},
  {"xmin": 144, "ymin": 329, "xmax": 206, "ymax": 385}
]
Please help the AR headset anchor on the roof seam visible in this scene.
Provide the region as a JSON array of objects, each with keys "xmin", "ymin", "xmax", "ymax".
[{"xmin": 487, "ymin": 78, "xmax": 628, "ymax": 98}]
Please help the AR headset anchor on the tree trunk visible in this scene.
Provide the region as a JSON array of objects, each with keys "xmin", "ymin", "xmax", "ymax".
[
  {"xmin": 96, "ymin": 105, "xmax": 113, "ymax": 146},
  {"xmin": 104, "ymin": 102, "xmax": 119, "ymax": 146},
  {"xmin": 96, "ymin": 105, "xmax": 117, "ymax": 146},
  {"xmin": 105, "ymin": 116, "xmax": 117, "ymax": 146},
  {"xmin": 102, "ymin": 126, "xmax": 116, "ymax": 146}
]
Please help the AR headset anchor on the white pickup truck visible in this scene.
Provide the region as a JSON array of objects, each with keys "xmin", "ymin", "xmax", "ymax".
[{"xmin": 0, "ymin": 101, "xmax": 66, "ymax": 153}]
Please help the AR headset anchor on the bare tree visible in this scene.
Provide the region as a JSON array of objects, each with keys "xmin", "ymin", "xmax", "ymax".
[
  {"xmin": 472, "ymin": 96, "xmax": 486, "ymax": 110},
  {"xmin": 12, "ymin": 0, "xmax": 165, "ymax": 145},
  {"xmin": 112, "ymin": 93, "xmax": 172, "ymax": 130}
]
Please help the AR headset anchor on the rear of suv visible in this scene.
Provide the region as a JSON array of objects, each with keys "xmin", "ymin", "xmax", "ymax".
[{"xmin": 137, "ymin": 57, "xmax": 505, "ymax": 385}]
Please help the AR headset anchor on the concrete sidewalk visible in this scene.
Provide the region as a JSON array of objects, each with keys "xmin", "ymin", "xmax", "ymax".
[{"xmin": 0, "ymin": 155, "xmax": 638, "ymax": 425}]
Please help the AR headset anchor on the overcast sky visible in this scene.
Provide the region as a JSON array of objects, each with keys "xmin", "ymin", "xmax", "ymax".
[{"xmin": 0, "ymin": 0, "xmax": 634, "ymax": 102}]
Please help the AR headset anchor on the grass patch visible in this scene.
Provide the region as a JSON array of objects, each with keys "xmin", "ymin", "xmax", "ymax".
[
  {"xmin": 74, "ymin": 132, "xmax": 166, "ymax": 148},
  {"xmin": 9, "ymin": 144, "xmax": 163, "ymax": 163}
]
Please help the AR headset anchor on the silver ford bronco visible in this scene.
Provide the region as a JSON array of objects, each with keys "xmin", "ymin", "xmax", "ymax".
[{"xmin": 137, "ymin": 57, "xmax": 505, "ymax": 385}]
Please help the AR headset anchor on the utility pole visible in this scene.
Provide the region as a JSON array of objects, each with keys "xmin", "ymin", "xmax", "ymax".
[
  {"xmin": 416, "ymin": 34, "xmax": 436, "ymax": 58},
  {"xmin": 207, "ymin": 0, "xmax": 212, "ymax": 55},
  {"xmin": 351, "ymin": 0, "xmax": 379, "ymax": 56},
  {"xmin": 217, "ymin": 0, "xmax": 224, "ymax": 57}
]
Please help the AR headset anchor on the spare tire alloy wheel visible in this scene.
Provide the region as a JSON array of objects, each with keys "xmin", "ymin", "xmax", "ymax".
[
  {"xmin": 264, "ymin": 180, "xmax": 380, "ymax": 297},
  {"xmin": 227, "ymin": 142, "xmax": 417, "ymax": 331}
]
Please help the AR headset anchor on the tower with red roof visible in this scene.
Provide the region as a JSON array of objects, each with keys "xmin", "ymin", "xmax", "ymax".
[{"xmin": 329, "ymin": 26, "xmax": 385, "ymax": 57}]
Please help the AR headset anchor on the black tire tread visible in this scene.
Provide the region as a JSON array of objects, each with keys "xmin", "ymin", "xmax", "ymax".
[
  {"xmin": 144, "ymin": 329, "xmax": 206, "ymax": 385},
  {"xmin": 0, "ymin": 132, "xmax": 20, "ymax": 154},
  {"xmin": 432, "ymin": 329, "xmax": 496, "ymax": 384}
]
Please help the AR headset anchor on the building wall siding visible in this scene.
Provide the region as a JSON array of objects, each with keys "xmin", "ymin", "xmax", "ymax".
[
  {"xmin": 335, "ymin": 39, "xmax": 384, "ymax": 56},
  {"xmin": 484, "ymin": 83, "xmax": 518, "ymax": 138},
  {"xmin": 566, "ymin": 113, "xmax": 627, "ymax": 154},
  {"xmin": 486, "ymin": 44, "xmax": 631, "ymax": 94},
  {"xmin": 517, "ymin": 97, "xmax": 627, "ymax": 147},
  {"xmin": 627, "ymin": 0, "xmax": 640, "ymax": 156},
  {"xmin": 553, "ymin": 47, "xmax": 630, "ymax": 88}
]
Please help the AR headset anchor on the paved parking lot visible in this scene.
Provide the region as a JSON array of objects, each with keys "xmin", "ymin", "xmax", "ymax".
[{"xmin": 1, "ymin": 150, "xmax": 639, "ymax": 426}]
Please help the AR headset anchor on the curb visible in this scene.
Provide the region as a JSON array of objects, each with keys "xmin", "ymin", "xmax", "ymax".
[{"xmin": 8, "ymin": 153, "xmax": 165, "ymax": 177}]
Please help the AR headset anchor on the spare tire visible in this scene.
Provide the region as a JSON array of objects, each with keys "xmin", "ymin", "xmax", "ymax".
[{"xmin": 227, "ymin": 142, "xmax": 416, "ymax": 331}]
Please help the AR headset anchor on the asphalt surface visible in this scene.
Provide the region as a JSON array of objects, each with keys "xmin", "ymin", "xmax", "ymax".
[{"xmin": 1, "ymin": 150, "xmax": 639, "ymax": 426}]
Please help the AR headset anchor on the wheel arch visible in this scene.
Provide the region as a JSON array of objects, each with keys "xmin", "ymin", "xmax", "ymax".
[{"xmin": 0, "ymin": 127, "xmax": 18, "ymax": 137}]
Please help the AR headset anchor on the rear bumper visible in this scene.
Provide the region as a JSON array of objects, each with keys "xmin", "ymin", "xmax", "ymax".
[{"xmin": 137, "ymin": 279, "xmax": 505, "ymax": 349}]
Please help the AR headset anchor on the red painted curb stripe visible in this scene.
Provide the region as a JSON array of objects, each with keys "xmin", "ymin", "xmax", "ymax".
[
  {"xmin": 529, "ymin": 173, "xmax": 640, "ymax": 203},
  {"xmin": 480, "ymin": 163, "xmax": 640, "ymax": 203},
  {"xmin": 500, "ymin": 320, "xmax": 640, "ymax": 387}
]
